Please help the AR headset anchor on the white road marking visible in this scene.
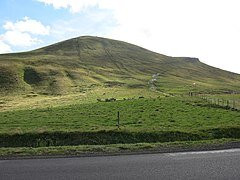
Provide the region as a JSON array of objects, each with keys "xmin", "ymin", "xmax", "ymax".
[{"xmin": 167, "ymin": 148, "xmax": 240, "ymax": 157}]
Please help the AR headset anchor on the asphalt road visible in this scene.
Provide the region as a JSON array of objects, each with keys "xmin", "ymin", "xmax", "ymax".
[{"xmin": 1, "ymin": 149, "xmax": 240, "ymax": 180}]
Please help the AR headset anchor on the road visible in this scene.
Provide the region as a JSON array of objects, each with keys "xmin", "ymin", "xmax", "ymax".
[{"xmin": 1, "ymin": 149, "xmax": 240, "ymax": 180}]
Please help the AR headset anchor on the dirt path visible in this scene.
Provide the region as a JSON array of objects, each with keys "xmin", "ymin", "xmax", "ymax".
[{"xmin": 148, "ymin": 73, "xmax": 159, "ymax": 90}]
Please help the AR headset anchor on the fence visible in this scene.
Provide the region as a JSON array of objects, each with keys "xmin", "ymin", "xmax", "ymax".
[{"xmin": 198, "ymin": 94, "xmax": 240, "ymax": 110}]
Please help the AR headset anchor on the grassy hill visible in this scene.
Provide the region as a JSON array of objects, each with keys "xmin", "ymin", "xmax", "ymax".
[
  {"xmin": 1, "ymin": 36, "xmax": 240, "ymax": 96},
  {"xmin": 0, "ymin": 36, "xmax": 240, "ymax": 156}
]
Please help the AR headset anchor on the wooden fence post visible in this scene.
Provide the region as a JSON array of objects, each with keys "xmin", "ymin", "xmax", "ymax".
[{"xmin": 117, "ymin": 111, "xmax": 120, "ymax": 128}]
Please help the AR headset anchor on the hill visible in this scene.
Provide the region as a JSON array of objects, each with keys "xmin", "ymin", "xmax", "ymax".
[
  {"xmin": 0, "ymin": 36, "xmax": 240, "ymax": 96},
  {"xmin": 0, "ymin": 36, "xmax": 240, "ymax": 156}
]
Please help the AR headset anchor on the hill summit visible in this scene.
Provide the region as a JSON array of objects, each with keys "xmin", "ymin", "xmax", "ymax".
[{"xmin": 0, "ymin": 36, "xmax": 239, "ymax": 95}]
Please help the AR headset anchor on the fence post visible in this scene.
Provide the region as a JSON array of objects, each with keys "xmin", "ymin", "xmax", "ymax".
[{"xmin": 117, "ymin": 111, "xmax": 120, "ymax": 128}]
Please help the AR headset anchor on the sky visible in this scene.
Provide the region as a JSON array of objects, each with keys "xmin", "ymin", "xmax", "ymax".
[{"xmin": 0, "ymin": 0, "xmax": 239, "ymax": 74}]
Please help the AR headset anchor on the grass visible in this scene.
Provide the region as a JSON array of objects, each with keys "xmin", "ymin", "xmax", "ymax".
[
  {"xmin": 196, "ymin": 93, "xmax": 240, "ymax": 110},
  {"xmin": 208, "ymin": 94, "xmax": 240, "ymax": 101},
  {"xmin": 0, "ymin": 87, "xmax": 160, "ymax": 112},
  {"xmin": 0, "ymin": 36, "xmax": 240, "ymax": 156},
  {"xmin": 1, "ymin": 138, "xmax": 240, "ymax": 157},
  {"xmin": 0, "ymin": 96, "xmax": 239, "ymax": 134},
  {"xmin": 0, "ymin": 96, "xmax": 239, "ymax": 149},
  {"xmin": 1, "ymin": 36, "xmax": 240, "ymax": 96}
]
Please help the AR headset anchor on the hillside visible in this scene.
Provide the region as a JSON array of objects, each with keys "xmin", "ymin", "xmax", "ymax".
[
  {"xmin": 0, "ymin": 36, "xmax": 240, "ymax": 96},
  {"xmin": 1, "ymin": 36, "xmax": 240, "ymax": 156}
]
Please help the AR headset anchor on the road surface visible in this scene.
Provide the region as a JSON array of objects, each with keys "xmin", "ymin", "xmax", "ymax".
[{"xmin": 1, "ymin": 149, "xmax": 240, "ymax": 180}]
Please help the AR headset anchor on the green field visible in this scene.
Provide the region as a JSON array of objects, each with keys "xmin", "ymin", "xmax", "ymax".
[
  {"xmin": 0, "ymin": 95, "xmax": 239, "ymax": 149},
  {"xmin": 1, "ymin": 96, "xmax": 240, "ymax": 134}
]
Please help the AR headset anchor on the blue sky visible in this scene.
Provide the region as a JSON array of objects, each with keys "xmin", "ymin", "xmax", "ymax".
[
  {"xmin": 0, "ymin": 0, "xmax": 116, "ymax": 52},
  {"xmin": 0, "ymin": 0, "xmax": 240, "ymax": 74}
]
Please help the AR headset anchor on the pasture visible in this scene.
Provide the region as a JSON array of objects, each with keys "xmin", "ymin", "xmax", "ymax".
[{"xmin": 0, "ymin": 96, "xmax": 239, "ymax": 148}]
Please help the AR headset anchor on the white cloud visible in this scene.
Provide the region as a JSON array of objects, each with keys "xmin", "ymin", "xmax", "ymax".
[
  {"xmin": 34, "ymin": 0, "xmax": 240, "ymax": 73},
  {"xmin": 0, "ymin": 17, "xmax": 50, "ymax": 50},
  {"xmin": 2, "ymin": 31, "xmax": 40, "ymax": 47},
  {"xmin": 110, "ymin": 0, "xmax": 240, "ymax": 74},
  {"xmin": 0, "ymin": 40, "xmax": 12, "ymax": 54},
  {"xmin": 38, "ymin": 0, "xmax": 102, "ymax": 13},
  {"xmin": 49, "ymin": 8, "xmax": 116, "ymax": 42},
  {"xmin": 3, "ymin": 16, "xmax": 50, "ymax": 35},
  {"xmin": 37, "ymin": 0, "xmax": 240, "ymax": 73}
]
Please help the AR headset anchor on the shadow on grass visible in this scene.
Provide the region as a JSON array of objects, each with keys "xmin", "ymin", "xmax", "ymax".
[{"xmin": 1, "ymin": 127, "xmax": 240, "ymax": 148}]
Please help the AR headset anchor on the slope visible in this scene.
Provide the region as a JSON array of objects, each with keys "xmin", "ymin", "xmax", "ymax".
[{"xmin": 0, "ymin": 36, "xmax": 239, "ymax": 96}]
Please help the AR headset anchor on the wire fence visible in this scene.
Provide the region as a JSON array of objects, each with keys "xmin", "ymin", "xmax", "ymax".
[{"xmin": 194, "ymin": 94, "xmax": 240, "ymax": 110}]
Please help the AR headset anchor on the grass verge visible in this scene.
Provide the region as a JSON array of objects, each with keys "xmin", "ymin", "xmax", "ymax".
[
  {"xmin": 1, "ymin": 138, "xmax": 240, "ymax": 158},
  {"xmin": 1, "ymin": 127, "xmax": 240, "ymax": 147}
]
